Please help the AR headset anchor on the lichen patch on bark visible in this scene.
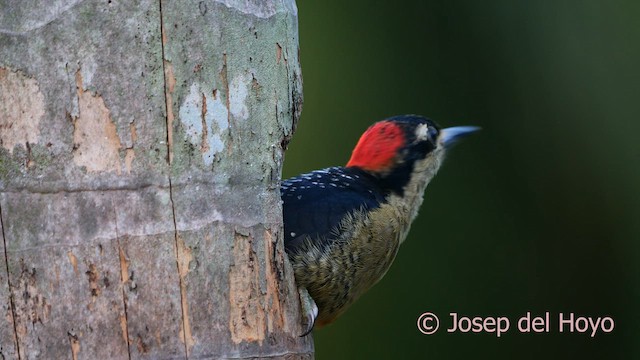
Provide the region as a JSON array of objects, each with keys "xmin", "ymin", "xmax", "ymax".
[
  {"xmin": 229, "ymin": 74, "xmax": 250, "ymax": 121},
  {"xmin": 179, "ymin": 83, "xmax": 228, "ymax": 166},
  {"xmin": 0, "ymin": 67, "xmax": 44, "ymax": 154},
  {"xmin": 215, "ymin": 0, "xmax": 277, "ymax": 18},
  {"xmin": 72, "ymin": 71, "xmax": 122, "ymax": 174}
]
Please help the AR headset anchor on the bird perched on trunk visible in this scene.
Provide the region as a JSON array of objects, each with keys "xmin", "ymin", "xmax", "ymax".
[{"xmin": 281, "ymin": 115, "xmax": 479, "ymax": 335}]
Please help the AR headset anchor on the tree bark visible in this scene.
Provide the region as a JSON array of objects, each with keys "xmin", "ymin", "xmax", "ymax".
[{"xmin": 0, "ymin": 1, "xmax": 310, "ymax": 359}]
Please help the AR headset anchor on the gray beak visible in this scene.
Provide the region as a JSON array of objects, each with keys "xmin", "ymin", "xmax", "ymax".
[{"xmin": 440, "ymin": 126, "xmax": 481, "ymax": 148}]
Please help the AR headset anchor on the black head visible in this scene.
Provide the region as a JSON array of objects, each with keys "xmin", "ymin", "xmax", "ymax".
[{"xmin": 346, "ymin": 114, "xmax": 479, "ymax": 195}]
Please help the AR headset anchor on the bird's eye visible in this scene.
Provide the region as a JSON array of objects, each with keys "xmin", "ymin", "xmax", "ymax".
[{"xmin": 428, "ymin": 127, "xmax": 439, "ymax": 142}]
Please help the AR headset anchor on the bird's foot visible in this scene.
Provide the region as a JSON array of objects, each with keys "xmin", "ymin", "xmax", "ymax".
[{"xmin": 298, "ymin": 287, "xmax": 318, "ymax": 337}]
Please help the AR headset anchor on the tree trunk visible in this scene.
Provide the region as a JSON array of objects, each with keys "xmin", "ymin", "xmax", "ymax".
[{"xmin": 0, "ymin": 1, "xmax": 311, "ymax": 359}]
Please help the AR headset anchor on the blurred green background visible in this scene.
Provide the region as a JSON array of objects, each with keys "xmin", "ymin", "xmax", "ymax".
[{"xmin": 285, "ymin": 1, "xmax": 639, "ymax": 359}]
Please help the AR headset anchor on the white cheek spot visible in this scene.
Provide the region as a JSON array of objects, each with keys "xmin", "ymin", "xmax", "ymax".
[{"xmin": 415, "ymin": 124, "xmax": 429, "ymax": 141}]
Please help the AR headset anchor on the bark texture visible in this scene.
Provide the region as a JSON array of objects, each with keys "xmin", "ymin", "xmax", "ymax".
[{"xmin": 0, "ymin": 1, "xmax": 311, "ymax": 359}]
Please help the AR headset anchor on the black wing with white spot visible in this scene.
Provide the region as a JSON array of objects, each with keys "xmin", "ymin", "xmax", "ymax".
[{"xmin": 281, "ymin": 166, "xmax": 385, "ymax": 254}]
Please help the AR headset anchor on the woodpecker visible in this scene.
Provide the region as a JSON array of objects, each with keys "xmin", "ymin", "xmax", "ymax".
[{"xmin": 281, "ymin": 115, "xmax": 479, "ymax": 335}]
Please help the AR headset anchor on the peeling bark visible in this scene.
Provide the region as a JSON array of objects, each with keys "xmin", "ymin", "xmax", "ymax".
[{"xmin": 0, "ymin": 0, "xmax": 311, "ymax": 359}]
